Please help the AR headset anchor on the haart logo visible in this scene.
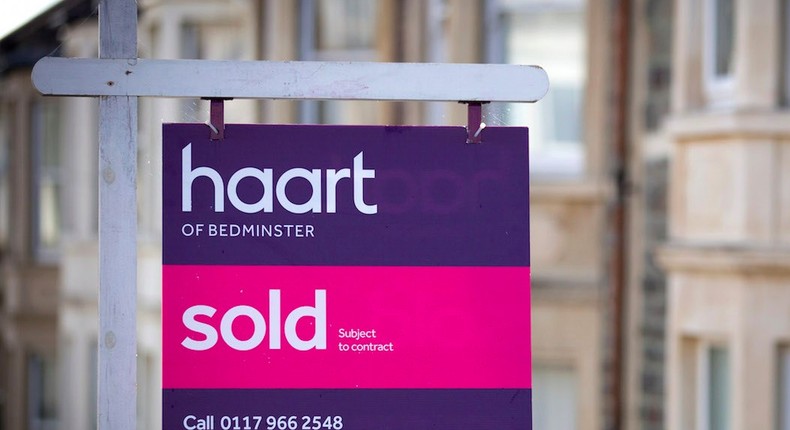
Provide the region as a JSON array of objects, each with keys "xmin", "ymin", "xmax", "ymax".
[
  {"xmin": 181, "ymin": 289, "xmax": 327, "ymax": 352},
  {"xmin": 182, "ymin": 144, "xmax": 377, "ymax": 214}
]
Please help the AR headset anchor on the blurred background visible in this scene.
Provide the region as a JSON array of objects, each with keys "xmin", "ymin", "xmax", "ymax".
[{"xmin": 1, "ymin": 0, "xmax": 789, "ymax": 429}]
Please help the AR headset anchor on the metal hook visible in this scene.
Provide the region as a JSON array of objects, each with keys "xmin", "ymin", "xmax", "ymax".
[
  {"xmin": 461, "ymin": 101, "xmax": 489, "ymax": 144},
  {"xmin": 202, "ymin": 97, "xmax": 232, "ymax": 140},
  {"xmin": 474, "ymin": 122, "xmax": 487, "ymax": 138},
  {"xmin": 205, "ymin": 120, "xmax": 219, "ymax": 136}
]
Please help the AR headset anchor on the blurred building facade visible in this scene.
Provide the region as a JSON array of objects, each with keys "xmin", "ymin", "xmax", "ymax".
[
  {"xmin": 660, "ymin": 1, "xmax": 790, "ymax": 430},
  {"xmin": 0, "ymin": 0, "xmax": 788, "ymax": 429}
]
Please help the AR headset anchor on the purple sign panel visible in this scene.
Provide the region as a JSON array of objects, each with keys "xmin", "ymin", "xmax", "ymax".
[{"xmin": 163, "ymin": 124, "xmax": 531, "ymax": 429}]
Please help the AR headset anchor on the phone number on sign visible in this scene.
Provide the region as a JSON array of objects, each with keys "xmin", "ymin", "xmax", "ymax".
[{"xmin": 183, "ymin": 415, "xmax": 343, "ymax": 430}]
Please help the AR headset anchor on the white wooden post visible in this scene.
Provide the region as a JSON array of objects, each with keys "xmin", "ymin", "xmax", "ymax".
[{"xmin": 97, "ymin": 1, "xmax": 137, "ymax": 429}]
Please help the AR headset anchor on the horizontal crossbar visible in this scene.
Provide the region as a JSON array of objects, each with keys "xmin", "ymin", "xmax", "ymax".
[{"xmin": 32, "ymin": 57, "xmax": 548, "ymax": 102}]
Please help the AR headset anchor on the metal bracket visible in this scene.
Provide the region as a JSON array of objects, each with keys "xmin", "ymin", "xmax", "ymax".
[
  {"xmin": 461, "ymin": 101, "xmax": 489, "ymax": 144},
  {"xmin": 202, "ymin": 97, "xmax": 232, "ymax": 140}
]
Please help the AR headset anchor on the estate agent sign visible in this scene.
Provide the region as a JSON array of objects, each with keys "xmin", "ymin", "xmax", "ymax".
[{"xmin": 162, "ymin": 123, "xmax": 532, "ymax": 429}]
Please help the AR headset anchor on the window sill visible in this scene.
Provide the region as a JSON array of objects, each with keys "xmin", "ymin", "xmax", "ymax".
[
  {"xmin": 666, "ymin": 109, "xmax": 790, "ymax": 140},
  {"xmin": 530, "ymin": 181, "xmax": 610, "ymax": 203}
]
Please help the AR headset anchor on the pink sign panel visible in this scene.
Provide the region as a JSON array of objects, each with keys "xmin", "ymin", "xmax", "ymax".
[{"xmin": 162, "ymin": 124, "xmax": 531, "ymax": 429}]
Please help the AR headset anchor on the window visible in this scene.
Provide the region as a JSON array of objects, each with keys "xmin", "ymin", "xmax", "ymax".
[
  {"xmin": 89, "ymin": 339, "xmax": 97, "ymax": 430},
  {"xmin": 489, "ymin": 0, "xmax": 587, "ymax": 178},
  {"xmin": 704, "ymin": 0, "xmax": 736, "ymax": 106},
  {"xmin": 27, "ymin": 352, "xmax": 58, "ymax": 430},
  {"xmin": 424, "ymin": 0, "xmax": 451, "ymax": 124},
  {"xmin": 711, "ymin": 0, "xmax": 735, "ymax": 77},
  {"xmin": 532, "ymin": 365, "xmax": 578, "ymax": 429},
  {"xmin": 179, "ymin": 21, "xmax": 203, "ymax": 118},
  {"xmin": 137, "ymin": 353, "xmax": 153, "ymax": 430},
  {"xmin": 299, "ymin": 0, "xmax": 380, "ymax": 124},
  {"xmin": 315, "ymin": 0, "xmax": 377, "ymax": 55},
  {"xmin": 699, "ymin": 344, "xmax": 731, "ymax": 430},
  {"xmin": 30, "ymin": 98, "xmax": 62, "ymax": 263},
  {"xmin": 778, "ymin": 345, "xmax": 790, "ymax": 430},
  {"xmin": 166, "ymin": 14, "xmax": 255, "ymax": 123}
]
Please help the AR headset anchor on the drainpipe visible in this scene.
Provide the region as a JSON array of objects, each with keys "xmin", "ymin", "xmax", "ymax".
[{"xmin": 610, "ymin": 0, "xmax": 631, "ymax": 428}]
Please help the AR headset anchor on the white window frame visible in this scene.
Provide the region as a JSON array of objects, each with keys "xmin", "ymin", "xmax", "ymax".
[
  {"xmin": 30, "ymin": 97, "xmax": 62, "ymax": 264},
  {"xmin": 532, "ymin": 363, "xmax": 579, "ymax": 430},
  {"xmin": 485, "ymin": 0, "xmax": 588, "ymax": 179},
  {"xmin": 703, "ymin": 0, "xmax": 736, "ymax": 108}
]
